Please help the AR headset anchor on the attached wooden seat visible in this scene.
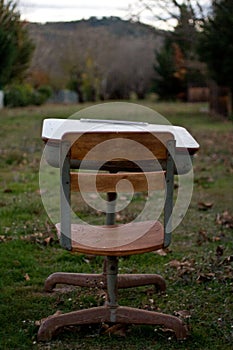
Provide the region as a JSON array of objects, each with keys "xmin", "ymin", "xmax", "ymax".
[{"xmin": 56, "ymin": 220, "xmax": 164, "ymax": 256}]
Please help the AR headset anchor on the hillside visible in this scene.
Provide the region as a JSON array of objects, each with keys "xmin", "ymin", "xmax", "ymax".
[
  {"xmin": 28, "ymin": 16, "xmax": 163, "ymax": 39},
  {"xmin": 27, "ymin": 17, "xmax": 165, "ymax": 99}
]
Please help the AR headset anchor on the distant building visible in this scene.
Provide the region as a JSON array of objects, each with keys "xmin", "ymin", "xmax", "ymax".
[{"xmin": 49, "ymin": 89, "xmax": 78, "ymax": 104}]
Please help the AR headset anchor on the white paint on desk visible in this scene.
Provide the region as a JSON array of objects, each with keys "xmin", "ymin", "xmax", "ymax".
[{"xmin": 41, "ymin": 118, "xmax": 199, "ymax": 150}]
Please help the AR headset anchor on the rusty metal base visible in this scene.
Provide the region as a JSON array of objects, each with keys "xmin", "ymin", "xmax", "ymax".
[
  {"xmin": 44, "ymin": 272, "xmax": 166, "ymax": 292},
  {"xmin": 38, "ymin": 269, "xmax": 188, "ymax": 342},
  {"xmin": 37, "ymin": 305, "xmax": 187, "ymax": 341}
]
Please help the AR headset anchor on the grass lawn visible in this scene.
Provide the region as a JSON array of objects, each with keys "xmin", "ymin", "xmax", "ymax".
[{"xmin": 0, "ymin": 102, "xmax": 232, "ymax": 350}]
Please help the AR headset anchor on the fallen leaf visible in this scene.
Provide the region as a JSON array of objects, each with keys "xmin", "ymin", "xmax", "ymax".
[
  {"xmin": 43, "ymin": 236, "xmax": 53, "ymax": 245},
  {"xmin": 102, "ymin": 324, "xmax": 128, "ymax": 337},
  {"xmin": 154, "ymin": 249, "xmax": 167, "ymax": 256},
  {"xmin": 213, "ymin": 236, "xmax": 221, "ymax": 242},
  {"xmin": 198, "ymin": 201, "xmax": 213, "ymax": 210},
  {"xmin": 167, "ymin": 259, "xmax": 181, "ymax": 268},
  {"xmin": 174, "ymin": 310, "xmax": 191, "ymax": 319},
  {"xmin": 216, "ymin": 245, "xmax": 224, "ymax": 257},
  {"xmin": 222, "ymin": 255, "xmax": 233, "ymax": 264},
  {"xmin": 24, "ymin": 273, "xmax": 30, "ymax": 281},
  {"xmin": 196, "ymin": 273, "xmax": 215, "ymax": 283},
  {"xmin": 197, "ymin": 229, "xmax": 210, "ymax": 245},
  {"xmin": 20, "ymin": 232, "xmax": 43, "ymax": 243},
  {"xmin": 97, "ymin": 289, "xmax": 107, "ymax": 301},
  {"xmin": 167, "ymin": 259, "xmax": 195, "ymax": 278},
  {"xmin": 216, "ymin": 211, "xmax": 233, "ymax": 228},
  {"xmin": 167, "ymin": 259, "xmax": 194, "ymax": 269},
  {"xmin": 20, "ymin": 232, "xmax": 57, "ymax": 246}
]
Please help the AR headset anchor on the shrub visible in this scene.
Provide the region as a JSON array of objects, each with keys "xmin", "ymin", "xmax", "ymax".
[
  {"xmin": 4, "ymin": 84, "xmax": 52, "ymax": 107},
  {"xmin": 4, "ymin": 83, "xmax": 33, "ymax": 107},
  {"xmin": 32, "ymin": 85, "xmax": 52, "ymax": 105},
  {"xmin": 37, "ymin": 85, "xmax": 52, "ymax": 99}
]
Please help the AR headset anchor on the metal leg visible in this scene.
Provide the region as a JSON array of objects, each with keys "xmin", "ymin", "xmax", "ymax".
[
  {"xmin": 44, "ymin": 272, "xmax": 106, "ymax": 292},
  {"xmin": 37, "ymin": 306, "xmax": 109, "ymax": 341},
  {"xmin": 115, "ymin": 306, "xmax": 188, "ymax": 340},
  {"xmin": 118, "ymin": 274, "xmax": 166, "ymax": 291},
  {"xmin": 37, "ymin": 304, "xmax": 187, "ymax": 342},
  {"xmin": 106, "ymin": 257, "xmax": 118, "ymax": 306},
  {"xmin": 44, "ymin": 271, "xmax": 166, "ymax": 292}
]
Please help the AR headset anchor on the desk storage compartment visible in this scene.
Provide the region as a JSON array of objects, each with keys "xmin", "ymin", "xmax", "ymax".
[{"xmin": 44, "ymin": 140, "xmax": 194, "ymax": 174}]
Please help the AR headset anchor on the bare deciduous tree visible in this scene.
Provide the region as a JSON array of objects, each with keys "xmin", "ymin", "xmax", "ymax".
[
  {"xmin": 129, "ymin": 0, "xmax": 211, "ymax": 30},
  {"xmin": 28, "ymin": 19, "xmax": 163, "ymax": 100}
]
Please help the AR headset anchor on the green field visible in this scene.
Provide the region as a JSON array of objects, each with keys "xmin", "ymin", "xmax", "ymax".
[{"xmin": 0, "ymin": 102, "xmax": 232, "ymax": 350}]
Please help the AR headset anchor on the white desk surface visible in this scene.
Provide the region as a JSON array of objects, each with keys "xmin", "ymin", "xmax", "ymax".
[{"xmin": 42, "ymin": 118, "xmax": 199, "ymax": 151}]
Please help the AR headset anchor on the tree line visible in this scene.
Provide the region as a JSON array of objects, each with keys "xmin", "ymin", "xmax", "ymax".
[
  {"xmin": 0, "ymin": 0, "xmax": 232, "ymax": 116},
  {"xmin": 28, "ymin": 18, "xmax": 163, "ymax": 102}
]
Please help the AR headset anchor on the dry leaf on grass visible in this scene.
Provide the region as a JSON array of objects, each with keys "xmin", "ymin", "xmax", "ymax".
[
  {"xmin": 213, "ymin": 236, "xmax": 221, "ymax": 242},
  {"xmin": 216, "ymin": 245, "xmax": 224, "ymax": 257},
  {"xmin": 20, "ymin": 233, "xmax": 55, "ymax": 246},
  {"xmin": 0, "ymin": 235, "xmax": 12, "ymax": 243},
  {"xmin": 166, "ymin": 259, "xmax": 195, "ymax": 277},
  {"xmin": 96, "ymin": 289, "xmax": 107, "ymax": 301},
  {"xmin": 196, "ymin": 273, "xmax": 215, "ymax": 283},
  {"xmin": 154, "ymin": 249, "xmax": 167, "ymax": 256},
  {"xmin": 43, "ymin": 236, "xmax": 54, "ymax": 245},
  {"xmin": 167, "ymin": 259, "xmax": 194, "ymax": 269},
  {"xmin": 174, "ymin": 310, "xmax": 191, "ymax": 319},
  {"xmin": 216, "ymin": 211, "xmax": 233, "ymax": 228},
  {"xmin": 222, "ymin": 255, "xmax": 233, "ymax": 264},
  {"xmin": 198, "ymin": 201, "xmax": 213, "ymax": 210},
  {"xmin": 20, "ymin": 232, "xmax": 43, "ymax": 242},
  {"xmin": 197, "ymin": 229, "xmax": 210, "ymax": 245},
  {"xmin": 102, "ymin": 323, "xmax": 128, "ymax": 337},
  {"xmin": 24, "ymin": 273, "xmax": 30, "ymax": 281},
  {"xmin": 167, "ymin": 259, "xmax": 182, "ymax": 268}
]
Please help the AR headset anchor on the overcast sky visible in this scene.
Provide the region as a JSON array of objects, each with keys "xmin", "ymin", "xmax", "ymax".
[
  {"xmin": 18, "ymin": 0, "xmax": 211, "ymax": 29},
  {"xmin": 18, "ymin": 0, "xmax": 136, "ymax": 24}
]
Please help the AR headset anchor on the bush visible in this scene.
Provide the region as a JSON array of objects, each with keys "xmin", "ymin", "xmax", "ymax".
[
  {"xmin": 37, "ymin": 85, "xmax": 52, "ymax": 99},
  {"xmin": 4, "ymin": 83, "xmax": 33, "ymax": 107},
  {"xmin": 32, "ymin": 85, "xmax": 52, "ymax": 105},
  {"xmin": 4, "ymin": 84, "xmax": 52, "ymax": 107}
]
